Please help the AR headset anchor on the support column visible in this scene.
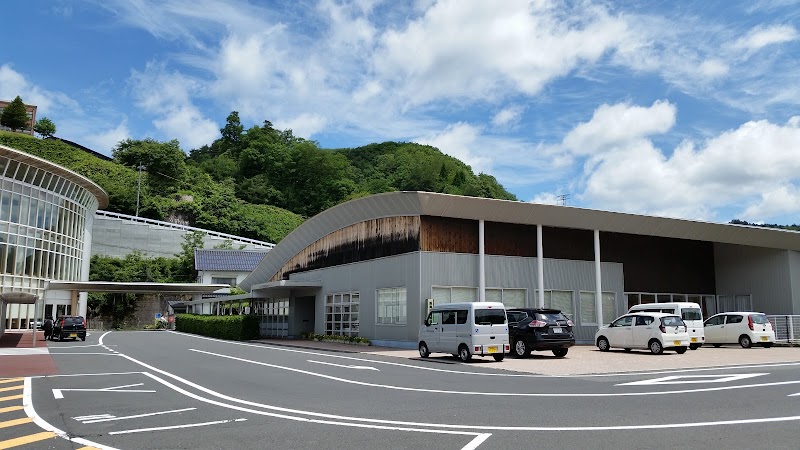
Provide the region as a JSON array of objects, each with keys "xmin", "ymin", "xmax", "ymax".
[
  {"xmin": 537, "ymin": 224, "xmax": 544, "ymax": 308},
  {"xmin": 479, "ymin": 220, "xmax": 485, "ymax": 302},
  {"xmin": 594, "ymin": 230, "xmax": 603, "ymax": 326}
]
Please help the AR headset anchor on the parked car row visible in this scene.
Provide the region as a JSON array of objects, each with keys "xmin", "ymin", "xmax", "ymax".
[{"xmin": 417, "ymin": 301, "xmax": 777, "ymax": 363}]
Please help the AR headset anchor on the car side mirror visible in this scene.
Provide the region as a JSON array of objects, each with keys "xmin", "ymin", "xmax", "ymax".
[{"xmin": 424, "ymin": 319, "xmax": 430, "ymax": 326}]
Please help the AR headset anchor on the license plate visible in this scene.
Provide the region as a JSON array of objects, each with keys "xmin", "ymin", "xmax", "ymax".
[
  {"xmin": 69, "ymin": 333, "xmax": 77, "ymax": 338},
  {"xmin": 673, "ymin": 340, "xmax": 681, "ymax": 346},
  {"xmin": 487, "ymin": 346, "xmax": 498, "ymax": 354},
  {"xmin": 552, "ymin": 327, "xmax": 563, "ymax": 334},
  {"xmin": 761, "ymin": 336, "xmax": 768, "ymax": 341},
  {"xmin": 691, "ymin": 337, "xmax": 698, "ymax": 342}
]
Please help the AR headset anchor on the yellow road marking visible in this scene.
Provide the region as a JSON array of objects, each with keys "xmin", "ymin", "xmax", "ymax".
[
  {"xmin": 0, "ymin": 406, "xmax": 23, "ymax": 414},
  {"xmin": 0, "ymin": 431, "xmax": 57, "ymax": 449},
  {"xmin": 0, "ymin": 379, "xmax": 23, "ymax": 385},
  {"xmin": 0, "ymin": 386, "xmax": 22, "ymax": 393},
  {"xmin": 0, "ymin": 417, "xmax": 32, "ymax": 429},
  {"xmin": 0, "ymin": 395, "xmax": 22, "ymax": 403}
]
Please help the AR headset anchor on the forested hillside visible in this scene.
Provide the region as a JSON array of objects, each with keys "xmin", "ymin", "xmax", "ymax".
[{"xmin": 0, "ymin": 112, "xmax": 517, "ymax": 242}]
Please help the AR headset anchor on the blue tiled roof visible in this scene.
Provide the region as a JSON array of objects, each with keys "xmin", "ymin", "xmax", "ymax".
[{"xmin": 194, "ymin": 249, "xmax": 269, "ymax": 271}]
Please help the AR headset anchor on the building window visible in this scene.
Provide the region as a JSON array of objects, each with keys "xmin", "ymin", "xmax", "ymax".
[
  {"xmin": 259, "ymin": 299, "xmax": 288, "ymax": 337},
  {"xmin": 534, "ymin": 290, "xmax": 574, "ymax": 319},
  {"xmin": 376, "ymin": 287, "xmax": 406, "ymax": 325},
  {"xmin": 325, "ymin": 292, "xmax": 360, "ymax": 337},
  {"xmin": 433, "ymin": 286, "xmax": 526, "ymax": 308},
  {"xmin": 579, "ymin": 291, "xmax": 616, "ymax": 325},
  {"xmin": 212, "ymin": 277, "xmax": 237, "ymax": 287}
]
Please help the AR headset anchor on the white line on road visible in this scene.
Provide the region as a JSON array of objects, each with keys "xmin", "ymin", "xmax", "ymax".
[
  {"xmin": 616, "ymin": 373, "xmax": 768, "ymax": 386},
  {"xmin": 79, "ymin": 407, "xmax": 198, "ymax": 424},
  {"xmin": 53, "ymin": 382, "xmax": 156, "ymax": 399},
  {"xmin": 462, "ymin": 433, "xmax": 492, "ymax": 450},
  {"xmin": 308, "ymin": 360, "xmax": 380, "ymax": 371},
  {"xmin": 108, "ymin": 418, "xmax": 247, "ymax": 435}
]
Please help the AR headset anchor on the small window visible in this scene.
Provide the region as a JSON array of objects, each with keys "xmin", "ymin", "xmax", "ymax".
[
  {"xmin": 751, "ymin": 314, "xmax": 769, "ymax": 325},
  {"xmin": 427, "ymin": 311, "xmax": 441, "ymax": 325},
  {"xmin": 442, "ymin": 311, "xmax": 456, "ymax": 325},
  {"xmin": 705, "ymin": 315, "xmax": 724, "ymax": 326},
  {"xmin": 727, "ymin": 315, "xmax": 743, "ymax": 324},
  {"xmin": 661, "ymin": 316, "xmax": 685, "ymax": 327},
  {"xmin": 456, "ymin": 310, "xmax": 468, "ymax": 324},
  {"xmin": 681, "ymin": 308, "xmax": 702, "ymax": 321},
  {"xmin": 474, "ymin": 308, "xmax": 506, "ymax": 325},
  {"xmin": 635, "ymin": 316, "xmax": 654, "ymax": 326},
  {"xmin": 612, "ymin": 316, "xmax": 633, "ymax": 327}
]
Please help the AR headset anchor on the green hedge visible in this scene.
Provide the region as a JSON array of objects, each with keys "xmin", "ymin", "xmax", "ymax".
[{"xmin": 175, "ymin": 314, "xmax": 260, "ymax": 340}]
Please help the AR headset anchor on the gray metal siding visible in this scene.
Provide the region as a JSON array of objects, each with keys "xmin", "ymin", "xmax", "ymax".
[
  {"xmin": 792, "ymin": 251, "xmax": 800, "ymax": 314},
  {"xmin": 714, "ymin": 243, "xmax": 793, "ymax": 314}
]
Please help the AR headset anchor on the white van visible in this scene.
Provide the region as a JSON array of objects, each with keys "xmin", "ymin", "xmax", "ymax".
[
  {"xmin": 418, "ymin": 302, "xmax": 510, "ymax": 362},
  {"xmin": 627, "ymin": 302, "xmax": 704, "ymax": 349}
]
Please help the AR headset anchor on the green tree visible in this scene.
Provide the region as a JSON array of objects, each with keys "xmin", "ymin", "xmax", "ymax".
[
  {"xmin": 112, "ymin": 138, "xmax": 187, "ymax": 190},
  {"xmin": 33, "ymin": 117, "xmax": 56, "ymax": 138},
  {"xmin": 174, "ymin": 230, "xmax": 205, "ymax": 282},
  {"xmin": 220, "ymin": 111, "xmax": 244, "ymax": 156},
  {"xmin": 0, "ymin": 96, "xmax": 30, "ymax": 131}
]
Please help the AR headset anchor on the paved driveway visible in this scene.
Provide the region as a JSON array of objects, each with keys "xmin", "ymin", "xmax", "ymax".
[{"xmin": 260, "ymin": 339, "xmax": 800, "ymax": 376}]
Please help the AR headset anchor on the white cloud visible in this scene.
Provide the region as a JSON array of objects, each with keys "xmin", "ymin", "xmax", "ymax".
[
  {"xmin": 129, "ymin": 61, "xmax": 219, "ymax": 150},
  {"xmin": 415, "ymin": 122, "xmax": 492, "ymax": 174},
  {"xmin": 491, "ymin": 106, "xmax": 524, "ymax": 129},
  {"xmin": 568, "ymin": 103, "xmax": 800, "ymax": 221},
  {"xmin": 562, "ymin": 100, "xmax": 676, "ymax": 155},
  {"xmin": 0, "ymin": 64, "xmax": 78, "ymax": 114},
  {"xmin": 275, "ymin": 113, "xmax": 328, "ymax": 139},
  {"xmin": 529, "ymin": 192, "xmax": 561, "ymax": 205},
  {"xmin": 732, "ymin": 24, "xmax": 798, "ymax": 53},
  {"xmin": 80, "ymin": 120, "xmax": 131, "ymax": 154},
  {"xmin": 374, "ymin": 0, "xmax": 628, "ymax": 105},
  {"xmin": 698, "ymin": 59, "xmax": 729, "ymax": 78}
]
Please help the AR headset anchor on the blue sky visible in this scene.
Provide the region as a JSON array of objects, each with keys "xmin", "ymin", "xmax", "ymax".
[{"xmin": 2, "ymin": 1, "xmax": 800, "ymax": 225}]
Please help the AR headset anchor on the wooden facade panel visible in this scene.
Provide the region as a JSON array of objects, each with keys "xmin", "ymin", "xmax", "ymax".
[
  {"xmin": 420, "ymin": 216, "xmax": 478, "ymax": 253},
  {"xmin": 272, "ymin": 216, "xmax": 421, "ymax": 281},
  {"xmin": 485, "ymin": 222, "xmax": 537, "ymax": 257}
]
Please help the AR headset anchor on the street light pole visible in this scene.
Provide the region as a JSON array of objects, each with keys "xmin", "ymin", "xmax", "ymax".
[{"xmin": 135, "ymin": 163, "xmax": 144, "ymax": 216}]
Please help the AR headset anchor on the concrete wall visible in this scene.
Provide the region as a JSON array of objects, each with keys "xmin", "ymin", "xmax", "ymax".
[
  {"xmin": 714, "ymin": 243, "xmax": 795, "ymax": 315},
  {"xmin": 92, "ymin": 214, "xmax": 271, "ymax": 258}
]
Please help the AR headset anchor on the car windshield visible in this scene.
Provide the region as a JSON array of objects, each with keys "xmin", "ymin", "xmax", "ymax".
[
  {"xmin": 661, "ymin": 316, "xmax": 685, "ymax": 327},
  {"xmin": 751, "ymin": 314, "xmax": 770, "ymax": 324},
  {"xmin": 62, "ymin": 317, "xmax": 83, "ymax": 326},
  {"xmin": 682, "ymin": 308, "xmax": 702, "ymax": 321},
  {"xmin": 474, "ymin": 309, "xmax": 506, "ymax": 325}
]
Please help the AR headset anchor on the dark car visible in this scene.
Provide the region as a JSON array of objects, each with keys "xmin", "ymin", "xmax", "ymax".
[
  {"xmin": 51, "ymin": 316, "xmax": 87, "ymax": 341},
  {"xmin": 507, "ymin": 308, "xmax": 575, "ymax": 357}
]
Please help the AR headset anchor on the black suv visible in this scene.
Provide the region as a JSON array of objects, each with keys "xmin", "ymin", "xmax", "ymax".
[
  {"xmin": 507, "ymin": 308, "xmax": 575, "ymax": 357},
  {"xmin": 51, "ymin": 316, "xmax": 87, "ymax": 341}
]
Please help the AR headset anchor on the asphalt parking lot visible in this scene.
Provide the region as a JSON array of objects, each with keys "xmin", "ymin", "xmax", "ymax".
[{"xmin": 259, "ymin": 339, "xmax": 800, "ymax": 376}]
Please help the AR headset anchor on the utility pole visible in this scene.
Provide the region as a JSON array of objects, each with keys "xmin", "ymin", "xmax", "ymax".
[
  {"xmin": 135, "ymin": 163, "xmax": 144, "ymax": 216},
  {"xmin": 557, "ymin": 194, "xmax": 570, "ymax": 206}
]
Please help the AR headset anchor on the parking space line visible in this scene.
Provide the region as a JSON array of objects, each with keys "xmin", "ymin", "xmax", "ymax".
[
  {"xmin": 0, "ymin": 417, "xmax": 33, "ymax": 429},
  {"xmin": 79, "ymin": 407, "xmax": 197, "ymax": 424},
  {"xmin": 0, "ymin": 395, "xmax": 22, "ymax": 403},
  {"xmin": 108, "ymin": 418, "xmax": 247, "ymax": 435},
  {"xmin": 0, "ymin": 431, "xmax": 57, "ymax": 448},
  {"xmin": 0, "ymin": 406, "xmax": 23, "ymax": 414}
]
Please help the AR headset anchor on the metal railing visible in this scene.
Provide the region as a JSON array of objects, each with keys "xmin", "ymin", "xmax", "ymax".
[
  {"xmin": 766, "ymin": 315, "xmax": 800, "ymax": 345},
  {"xmin": 95, "ymin": 210, "xmax": 275, "ymax": 249}
]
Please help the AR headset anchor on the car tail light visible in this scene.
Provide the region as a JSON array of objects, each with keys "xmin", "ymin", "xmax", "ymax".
[
  {"xmin": 566, "ymin": 319, "xmax": 574, "ymax": 327},
  {"xmin": 59, "ymin": 318, "xmax": 65, "ymax": 327},
  {"xmin": 82, "ymin": 317, "xmax": 86, "ymax": 327},
  {"xmin": 474, "ymin": 346, "xmax": 481, "ymax": 353},
  {"xmin": 659, "ymin": 325, "xmax": 666, "ymax": 333},
  {"xmin": 748, "ymin": 315, "xmax": 754, "ymax": 331},
  {"xmin": 504, "ymin": 344, "xmax": 510, "ymax": 352},
  {"xmin": 529, "ymin": 320, "xmax": 547, "ymax": 328}
]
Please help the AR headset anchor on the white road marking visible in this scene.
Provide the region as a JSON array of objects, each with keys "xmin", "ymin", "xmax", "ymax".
[
  {"xmin": 74, "ymin": 414, "xmax": 115, "ymax": 421},
  {"xmin": 99, "ymin": 331, "xmax": 800, "ymax": 432},
  {"xmin": 77, "ymin": 407, "xmax": 197, "ymax": 424},
  {"xmin": 23, "ymin": 378, "xmax": 119, "ymax": 450},
  {"xmin": 308, "ymin": 360, "xmax": 380, "ymax": 371},
  {"xmin": 617, "ymin": 373, "xmax": 768, "ymax": 386},
  {"xmin": 192, "ymin": 348, "xmax": 800, "ymax": 397},
  {"xmin": 53, "ymin": 383, "xmax": 156, "ymax": 399},
  {"xmin": 169, "ymin": 330, "xmax": 800, "ymax": 378},
  {"xmin": 108, "ymin": 418, "xmax": 247, "ymax": 435},
  {"xmin": 789, "ymin": 392, "xmax": 800, "ymax": 397},
  {"xmin": 49, "ymin": 352, "xmax": 120, "ymax": 355},
  {"xmin": 462, "ymin": 433, "xmax": 492, "ymax": 450}
]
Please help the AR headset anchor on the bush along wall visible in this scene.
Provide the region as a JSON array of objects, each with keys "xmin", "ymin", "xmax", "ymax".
[{"xmin": 175, "ymin": 314, "xmax": 260, "ymax": 341}]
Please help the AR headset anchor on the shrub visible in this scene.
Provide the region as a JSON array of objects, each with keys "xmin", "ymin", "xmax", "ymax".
[{"xmin": 175, "ymin": 314, "xmax": 260, "ymax": 340}]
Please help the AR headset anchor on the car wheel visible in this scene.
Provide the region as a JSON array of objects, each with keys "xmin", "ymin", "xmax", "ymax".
[
  {"xmin": 513, "ymin": 339, "xmax": 530, "ymax": 357},
  {"xmin": 493, "ymin": 353, "xmax": 505, "ymax": 362},
  {"xmin": 675, "ymin": 346, "xmax": 687, "ymax": 354},
  {"xmin": 689, "ymin": 344, "xmax": 700, "ymax": 350},
  {"xmin": 418, "ymin": 342, "xmax": 430, "ymax": 358},
  {"xmin": 762, "ymin": 342, "xmax": 773, "ymax": 348},
  {"xmin": 597, "ymin": 336, "xmax": 610, "ymax": 352},
  {"xmin": 458, "ymin": 345, "xmax": 472, "ymax": 362},
  {"xmin": 712, "ymin": 344, "xmax": 721, "ymax": 348},
  {"xmin": 739, "ymin": 335, "xmax": 752, "ymax": 348},
  {"xmin": 552, "ymin": 348, "xmax": 568, "ymax": 357},
  {"xmin": 649, "ymin": 339, "xmax": 664, "ymax": 355}
]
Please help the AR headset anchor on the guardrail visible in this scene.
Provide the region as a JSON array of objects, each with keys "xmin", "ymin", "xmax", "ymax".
[
  {"xmin": 766, "ymin": 315, "xmax": 800, "ymax": 345},
  {"xmin": 95, "ymin": 210, "xmax": 275, "ymax": 249}
]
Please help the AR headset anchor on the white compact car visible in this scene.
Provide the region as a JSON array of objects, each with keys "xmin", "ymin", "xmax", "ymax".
[
  {"xmin": 703, "ymin": 312, "xmax": 775, "ymax": 348},
  {"xmin": 595, "ymin": 312, "xmax": 690, "ymax": 355}
]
